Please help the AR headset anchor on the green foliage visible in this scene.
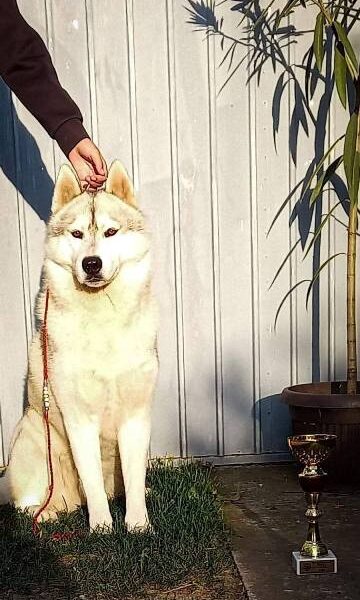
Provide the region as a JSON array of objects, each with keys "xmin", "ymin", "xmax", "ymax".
[
  {"xmin": 185, "ymin": 0, "xmax": 360, "ymax": 326},
  {"xmin": 0, "ymin": 460, "xmax": 230, "ymax": 599},
  {"xmin": 313, "ymin": 13, "xmax": 325, "ymax": 72},
  {"xmin": 334, "ymin": 44, "xmax": 347, "ymax": 108},
  {"xmin": 333, "ymin": 21, "xmax": 358, "ymax": 79},
  {"xmin": 344, "ymin": 113, "xmax": 360, "ymax": 206}
]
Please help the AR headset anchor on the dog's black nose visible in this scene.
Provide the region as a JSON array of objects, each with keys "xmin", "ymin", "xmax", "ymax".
[{"xmin": 82, "ymin": 255, "xmax": 102, "ymax": 276}]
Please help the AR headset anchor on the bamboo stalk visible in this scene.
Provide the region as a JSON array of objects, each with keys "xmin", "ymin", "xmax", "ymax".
[{"xmin": 347, "ymin": 199, "xmax": 357, "ymax": 394}]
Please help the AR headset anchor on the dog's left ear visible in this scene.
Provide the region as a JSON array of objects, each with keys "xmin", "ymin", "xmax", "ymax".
[
  {"xmin": 52, "ymin": 164, "xmax": 82, "ymax": 214},
  {"xmin": 105, "ymin": 160, "xmax": 136, "ymax": 207}
]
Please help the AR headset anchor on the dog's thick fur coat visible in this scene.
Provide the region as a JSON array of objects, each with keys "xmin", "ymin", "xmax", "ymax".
[{"xmin": 0, "ymin": 161, "xmax": 158, "ymax": 531}]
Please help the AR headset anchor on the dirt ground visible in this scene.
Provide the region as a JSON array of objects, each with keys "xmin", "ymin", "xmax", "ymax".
[
  {"xmin": 2, "ymin": 564, "xmax": 247, "ymax": 600},
  {"xmin": 142, "ymin": 565, "xmax": 247, "ymax": 600}
]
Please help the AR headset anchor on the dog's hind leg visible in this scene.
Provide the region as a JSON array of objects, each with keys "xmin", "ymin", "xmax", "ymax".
[
  {"xmin": 5, "ymin": 408, "xmax": 73, "ymax": 520},
  {"xmin": 6, "ymin": 408, "xmax": 50, "ymax": 511}
]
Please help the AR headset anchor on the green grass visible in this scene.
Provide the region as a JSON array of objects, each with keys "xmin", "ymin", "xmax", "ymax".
[{"xmin": 0, "ymin": 459, "xmax": 231, "ymax": 599}]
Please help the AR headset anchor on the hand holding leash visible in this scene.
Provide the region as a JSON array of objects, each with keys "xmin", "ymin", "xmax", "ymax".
[{"xmin": 68, "ymin": 138, "xmax": 107, "ymax": 192}]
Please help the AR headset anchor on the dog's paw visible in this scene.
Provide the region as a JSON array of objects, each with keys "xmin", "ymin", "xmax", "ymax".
[
  {"xmin": 125, "ymin": 513, "xmax": 153, "ymax": 534},
  {"xmin": 25, "ymin": 505, "xmax": 59, "ymax": 522},
  {"xmin": 89, "ymin": 511, "xmax": 113, "ymax": 533}
]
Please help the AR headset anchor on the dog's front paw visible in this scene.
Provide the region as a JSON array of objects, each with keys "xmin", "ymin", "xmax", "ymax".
[
  {"xmin": 89, "ymin": 509, "xmax": 113, "ymax": 533},
  {"xmin": 125, "ymin": 511, "xmax": 153, "ymax": 534}
]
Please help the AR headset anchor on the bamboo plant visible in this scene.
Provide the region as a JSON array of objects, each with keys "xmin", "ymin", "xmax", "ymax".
[{"xmin": 186, "ymin": 0, "xmax": 360, "ymax": 394}]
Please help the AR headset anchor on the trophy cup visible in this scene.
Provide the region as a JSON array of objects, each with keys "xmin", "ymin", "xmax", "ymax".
[{"xmin": 288, "ymin": 434, "xmax": 337, "ymax": 575}]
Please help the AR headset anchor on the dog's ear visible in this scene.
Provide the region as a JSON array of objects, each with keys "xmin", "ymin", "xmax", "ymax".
[
  {"xmin": 52, "ymin": 164, "xmax": 82, "ymax": 214},
  {"xmin": 105, "ymin": 160, "xmax": 136, "ymax": 207}
]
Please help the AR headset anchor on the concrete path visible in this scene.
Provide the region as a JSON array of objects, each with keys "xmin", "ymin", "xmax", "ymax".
[{"xmin": 217, "ymin": 464, "xmax": 360, "ymax": 600}]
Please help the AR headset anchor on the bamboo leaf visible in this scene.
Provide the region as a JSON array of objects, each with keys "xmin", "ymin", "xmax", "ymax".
[
  {"xmin": 296, "ymin": 135, "xmax": 344, "ymax": 201},
  {"xmin": 350, "ymin": 150, "xmax": 360, "ymax": 207},
  {"xmin": 344, "ymin": 112, "xmax": 360, "ymax": 207},
  {"xmin": 303, "ymin": 202, "xmax": 341, "ymax": 260},
  {"xmin": 271, "ymin": 139, "xmax": 344, "ymax": 237},
  {"xmin": 269, "ymin": 237, "xmax": 302, "ymax": 289},
  {"xmin": 344, "ymin": 113, "xmax": 358, "ymax": 194},
  {"xmin": 333, "ymin": 21, "xmax": 358, "ymax": 78},
  {"xmin": 267, "ymin": 178, "xmax": 305, "ymax": 236},
  {"xmin": 334, "ymin": 44, "xmax": 347, "ymax": 108},
  {"xmin": 309, "ymin": 173, "xmax": 326, "ymax": 206},
  {"xmin": 309, "ymin": 156, "xmax": 343, "ymax": 205},
  {"xmin": 313, "ymin": 13, "xmax": 324, "ymax": 72},
  {"xmin": 274, "ymin": 280, "xmax": 310, "ymax": 330},
  {"xmin": 305, "ymin": 253, "xmax": 346, "ymax": 307}
]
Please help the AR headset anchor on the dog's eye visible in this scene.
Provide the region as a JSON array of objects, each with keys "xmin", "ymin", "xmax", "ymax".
[
  {"xmin": 71, "ymin": 230, "xmax": 83, "ymax": 239},
  {"xmin": 104, "ymin": 228, "xmax": 118, "ymax": 238}
]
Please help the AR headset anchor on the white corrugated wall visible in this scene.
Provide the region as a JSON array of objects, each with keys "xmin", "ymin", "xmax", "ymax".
[{"xmin": 0, "ymin": 0, "xmax": 350, "ymax": 465}]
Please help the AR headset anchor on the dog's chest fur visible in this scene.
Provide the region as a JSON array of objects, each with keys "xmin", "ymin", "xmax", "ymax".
[
  {"xmin": 50, "ymin": 307, "xmax": 155, "ymax": 408},
  {"xmin": 31, "ymin": 275, "xmax": 157, "ymax": 442}
]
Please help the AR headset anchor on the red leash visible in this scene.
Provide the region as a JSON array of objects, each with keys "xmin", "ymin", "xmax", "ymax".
[
  {"xmin": 32, "ymin": 289, "xmax": 54, "ymax": 536},
  {"xmin": 31, "ymin": 290, "xmax": 81, "ymax": 542}
]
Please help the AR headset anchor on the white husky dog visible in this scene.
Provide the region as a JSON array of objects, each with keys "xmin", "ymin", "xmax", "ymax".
[{"xmin": 0, "ymin": 160, "xmax": 158, "ymax": 531}]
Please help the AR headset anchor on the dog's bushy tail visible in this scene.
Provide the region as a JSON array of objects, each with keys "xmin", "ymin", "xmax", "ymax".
[{"xmin": 0, "ymin": 470, "xmax": 11, "ymax": 505}]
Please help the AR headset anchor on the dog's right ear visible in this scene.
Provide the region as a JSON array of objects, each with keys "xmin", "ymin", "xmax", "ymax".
[{"xmin": 52, "ymin": 164, "xmax": 82, "ymax": 214}]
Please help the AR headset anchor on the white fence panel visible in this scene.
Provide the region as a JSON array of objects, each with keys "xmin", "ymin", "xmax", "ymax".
[{"xmin": 0, "ymin": 1, "xmax": 351, "ymax": 465}]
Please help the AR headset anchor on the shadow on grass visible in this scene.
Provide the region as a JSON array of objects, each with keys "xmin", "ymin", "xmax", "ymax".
[
  {"xmin": 0, "ymin": 460, "xmax": 230, "ymax": 599},
  {"xmin": 0, "ymin": 504, "xmax": 79, "ymax": 598}
]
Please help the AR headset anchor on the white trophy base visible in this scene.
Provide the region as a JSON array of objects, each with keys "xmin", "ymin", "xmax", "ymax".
[{"xmin": 292, "ymin": 550, "xmax": 337, "ymax": 575}]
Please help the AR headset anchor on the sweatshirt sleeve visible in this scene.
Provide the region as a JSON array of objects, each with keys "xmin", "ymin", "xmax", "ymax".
[{"xmin": 0, "ymin": 0, "xmax": 89, "ymax": 156}]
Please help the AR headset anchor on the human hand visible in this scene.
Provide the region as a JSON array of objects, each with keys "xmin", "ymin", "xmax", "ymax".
[{"xmin": 68, "ymin": 138, "xmax": 107, "ymax": 191}]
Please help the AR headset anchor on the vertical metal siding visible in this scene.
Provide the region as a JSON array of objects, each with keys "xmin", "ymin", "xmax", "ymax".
[{"xmin": 0, "ymin": 1, "xmax": 348, "ymax": 465}]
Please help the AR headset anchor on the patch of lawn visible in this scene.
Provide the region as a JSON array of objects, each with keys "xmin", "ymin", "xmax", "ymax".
[{"xmin": 0, "ymin": 459, "xmax": 235, "ymax": 599}]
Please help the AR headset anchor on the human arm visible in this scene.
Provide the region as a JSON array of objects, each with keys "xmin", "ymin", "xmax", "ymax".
[{"xmin": 0, "ymin": 0, "xmax": 106, "ymax": 189}]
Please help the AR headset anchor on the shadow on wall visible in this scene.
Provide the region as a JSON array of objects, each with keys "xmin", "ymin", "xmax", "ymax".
[
  {"xmin": 185, "ymin": 393, "xmax": 291, "ymax": 458},
  {"xmin": 0, "ymin": 78, "xmax": 53, "ymax": 222},
  {"xmin": 182, "ymin": 360, "xmax": 292, "ymax": 458},
  {"xmin": 255, "ymin": 395, "xmax": 291, "ymax": 454}
]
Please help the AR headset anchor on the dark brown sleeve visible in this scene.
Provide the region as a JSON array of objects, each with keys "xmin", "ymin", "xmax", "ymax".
[{"xmin": 0, "ymin": 0, "xmax": 89, "ymax": 156}]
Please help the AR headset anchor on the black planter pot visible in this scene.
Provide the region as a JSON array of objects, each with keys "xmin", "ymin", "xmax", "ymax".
[{"xmin": 282, "ymin": 382, "xmax": 360, "ymax": 483}]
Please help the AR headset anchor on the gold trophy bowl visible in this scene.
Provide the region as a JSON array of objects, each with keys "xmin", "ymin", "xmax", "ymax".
[
  {"xmin": 289, "ymin": 434, "xmax": 337, "ymax": 477},
  {"xmin": 288, "ymin": 433, "xmax": 337, "ymax": 574}
]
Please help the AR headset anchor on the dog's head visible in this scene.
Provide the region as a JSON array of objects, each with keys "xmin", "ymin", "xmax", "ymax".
[{"xmin": 47, "ymin": 160, "xmax": 148, "ymax": 289}]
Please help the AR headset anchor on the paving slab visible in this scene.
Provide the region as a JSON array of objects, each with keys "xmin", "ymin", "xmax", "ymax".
[{"xmin": 216, "ymin": 464, "xmax": 360, "ymax": 600}]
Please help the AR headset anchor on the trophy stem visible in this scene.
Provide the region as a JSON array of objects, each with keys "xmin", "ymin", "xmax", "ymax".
[{"xmin": 300, "ymin": 490, "xmax": 328, "ymax": 558}]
